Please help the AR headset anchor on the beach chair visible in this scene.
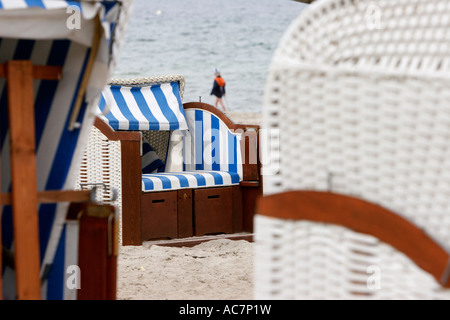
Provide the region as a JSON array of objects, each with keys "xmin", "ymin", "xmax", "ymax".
[
  {"xmin": 254, "ymin": 0, "xmax": 450, "ymax": 299},
  {"xmin": 0, "ymin": 0, "xmax": 132, "ymax": 300},
  {"xmin": 78, "ymin": 76, "xmax": 262, "ymax": 246}
]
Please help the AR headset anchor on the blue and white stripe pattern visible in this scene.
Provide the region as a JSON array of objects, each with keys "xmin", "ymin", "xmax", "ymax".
[
  {"xmin": 0, "ymin": 0, "xmax": 98, "ymax": 9},
  {"xmin": 97, "ymin": 82, "xmax": 188, "ymax": 131},
  {"xmin": 141, "ymin": 108, "xmax": 243, "ymax": 192},
  {"xmin": 0, "ymin": 1, "xmax": 129, "ymax": 300},
  {"xmin": 183, "ymin": 109, "xmax": 243, "ymax": 179},
  {"xmin": 142, "ymin": 171, "xmax": 240, "ymax": 192},
  {"xmin": 0, "ymin": 1, "xmax": 121, "ymax": 49}
]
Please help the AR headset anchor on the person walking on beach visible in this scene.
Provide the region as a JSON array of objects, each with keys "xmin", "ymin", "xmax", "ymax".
[{"xmin": 210, "ymin": 69, "xmax": 227, "ymax": 113}]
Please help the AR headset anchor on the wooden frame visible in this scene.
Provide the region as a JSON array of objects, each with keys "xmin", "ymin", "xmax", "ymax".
[
  {"xmin": 94, "ymin": 102, "xmax": 262, "ymax": 246},
  {"xmin": 0, "ymin": 60, "xmax": 118, "ymax": 300},
  {"xmin": 67, "ymin": 202, "xmax": 118, "ymax": 300},
  {"xmin": 257, "ymin": 191, "xmax": 450, "ymax": 288},
  {"xmin": 1, "ymin": 61, "xmax": 63, "ymax": 300}
]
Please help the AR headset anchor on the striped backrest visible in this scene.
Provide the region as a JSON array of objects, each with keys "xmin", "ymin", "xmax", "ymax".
[
  {"xmin": 97, "ymin": 82, "xmax": 188, "ymax": 131},
  {"xmin": 0, "ymin": 1, "xmax": 130, "ymax": 300},
  {"xmin": 182, "ymin": 109, "xmax": 243, "ymax": 180}
]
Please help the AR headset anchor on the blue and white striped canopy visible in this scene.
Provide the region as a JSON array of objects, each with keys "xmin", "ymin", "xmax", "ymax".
[
  {"xmin": 0, "ymin": 0, "xmax": 132, "ymax": 300},
  {"xmin": 98, "ymin": 82, "xmax": 189, "ymax": 131}
]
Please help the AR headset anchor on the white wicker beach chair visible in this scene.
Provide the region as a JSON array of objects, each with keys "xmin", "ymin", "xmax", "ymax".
[{"xmin": 255, "ymin": 0, "xmax": 450, "ymax": 299}]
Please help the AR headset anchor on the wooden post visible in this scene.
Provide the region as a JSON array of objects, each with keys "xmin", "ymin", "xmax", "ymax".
[
  {"xmin": 77, "ymin": 204, "xmax": 117, "ymax": 300},
  {"xmin": 6, "ymin": 60, "xmax": 41, "ymax": 300},
  {"xmin": 177, "ymin": 189, "xmax": 193, "ymax": 238},
  {"xmin": 121, "ymin": 140, "xmax": 142, "ymax": 245}
]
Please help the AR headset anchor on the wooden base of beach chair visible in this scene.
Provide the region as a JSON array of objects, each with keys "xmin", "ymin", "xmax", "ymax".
[
  {"xmin": 141, "ymin": 191, "xmax": 179, "ymax": 240},
  {"xmin": 68, "ymin": 203, "xmax": 118, "ymax": 300},
  {"xmin": 140, "ymin": 186, "xmax": 244, "ymax": 242},
  {"xmin": 240, "ymin": 181, "xmax": 262, "ymax": 233},
  {"xmin": 194, "ymin": 187, "xmax": 235, "ymax": 236}
]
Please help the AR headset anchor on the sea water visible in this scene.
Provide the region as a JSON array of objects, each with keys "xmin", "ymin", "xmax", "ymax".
[{"xmin": 113, "ymin": 0, "xmax": 308, "ymax": 113}]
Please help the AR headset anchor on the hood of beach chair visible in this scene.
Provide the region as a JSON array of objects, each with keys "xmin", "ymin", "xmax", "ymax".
[
  {"xmin": 97, "ymin": 76, "xmax": 189, "ymax": 131},
  {"xmin": 0, "ymin": 0, "xmax": 132, "ymax": 299}
]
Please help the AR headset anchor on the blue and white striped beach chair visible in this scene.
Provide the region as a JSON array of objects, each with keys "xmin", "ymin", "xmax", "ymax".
[
  {"xmin": 0, "ymin": 0, "xmax": 132, "ymax": 300},
  {"xmin": 81, "ymin": 77, "xmax": 261, "ymax": 245}
]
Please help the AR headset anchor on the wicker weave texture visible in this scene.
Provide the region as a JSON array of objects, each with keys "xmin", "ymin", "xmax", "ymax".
[
  {"xmin": 257, "ymin": 0, "xmax": 450, "ymax": 299},
  {"xmin": 254, "ymin": 216, "xmax": 450, "ymax": 300},
  {"xmin": 109, "ymin": 74, "xmax": 185, "ymax": 100},
  {"xmin": 142, "ymin": 130, "xmax": 171, "ymax": 164},
  {"xmin": 263, "ymin": 0, "xmax": 450, "ymax": 245},
  {"xmin": 75, "ymin": 127, "xmax": 123, "ymax": 241}
]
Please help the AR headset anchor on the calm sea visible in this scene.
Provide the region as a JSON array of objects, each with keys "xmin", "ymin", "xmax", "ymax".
[{"xmin": 113, "ymin": 0, "xmax": 308, "ymax": 113}]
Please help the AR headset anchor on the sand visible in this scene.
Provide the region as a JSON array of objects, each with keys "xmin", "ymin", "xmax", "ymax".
[
  {"xmin": 116, "ymin": 112, "xmax": 260, "ymax": 300},
  {"xmin": 117, "ymin": 239, "xmax": 254, "ymax": 300},
  {"xmin": 226, "ymin": 111, "xmax": 262, "ymax": 126}
]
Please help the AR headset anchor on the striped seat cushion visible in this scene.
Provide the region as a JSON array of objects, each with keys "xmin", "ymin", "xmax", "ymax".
[{"xmin": 141, "ymin": 171, "xmax": 240, "ymax": 192}]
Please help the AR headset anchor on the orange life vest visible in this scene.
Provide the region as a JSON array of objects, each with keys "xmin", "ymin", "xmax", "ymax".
[{"xmin": 215, "ymin": 76, "xmax": 225, "ymax": 87}]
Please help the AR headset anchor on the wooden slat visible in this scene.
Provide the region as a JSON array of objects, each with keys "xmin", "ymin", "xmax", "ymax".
[
  {"xmin": 0, "ymin": 190, "xmax": 91, "ymax": 206},
  {"xmin": 232, "ymin": 185, "xmax": 244, "ymax": 233},
  {"xmin": 68, "ymin": 16, "xmax": 102, "ymax": 131},
  {"xmin": 177, "ymin": 189, "xmax": 193, "ymax": 238},
  {"xmin": 241, "ymin": 184, "xmax": 261, "ymax": 233},
  {"xmin": 7, "ymin": 60, "xmax": 41, "ymax": 300},
  {"xmin": 32, "ymin": 65, "xmax": 62, "ymax": 80},
  {"xmin": 77, "ymin": 204, "xmax": 117, "ymax": 300},
  {"xmin": 94, "ymin": 117, "xmax": 141, "ymax": 142},
  {"xmin": 0, "ymin": 64, "xmax": 61, "ymax": 80},
  {"xmin": 141, "ymin": 191, "xmax": 178, "ymax": 241},
  {"xmin": 37, "ymin": 190, "xmax": 91, "ymax": 204},
  {"xmin": 194, "ymin": 187, "xmax": 233, "ymax": 236},
  {"xmin": 120, "ymin": 140, "xmax": 142, "ymax": 245},
  {"xmin": 257, "ymin": 191, "xmax": 450, "ymax": 288}
]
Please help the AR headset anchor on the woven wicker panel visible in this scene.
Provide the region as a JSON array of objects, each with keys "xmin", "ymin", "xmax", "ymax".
[
  {"xmin": 75, "ymin": 127, "xmax": 123, "ymax": 243},
  {"xmin": 276, "ymin": 0, "xmax": 450, "ymax": 73},
  {"xmin": 263, "ymin": 0, "xmax": 450, "ymax": 245},
  {"xmin": 258, "ymin": 0, "xmax": 450, "ymax": 299},
  {"xmin": 254, "ymin": 216, "xmax": 450, "ymax": 300},
  {"xmin": 141, "ymin": 130, "xmax": 171, "ymax": 164}
]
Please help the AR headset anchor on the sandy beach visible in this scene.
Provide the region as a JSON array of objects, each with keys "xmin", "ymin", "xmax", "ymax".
[
  {"xmin": 117, "ymin": 239, "xmax": 254, "ymax": 300},
  {"xmin": 117, "ymin": 112, "xmax": 260, "ymax": 300},
  {"xmin": 226, "ymin": 111, "xmax": 262, "ymax": 126}
]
